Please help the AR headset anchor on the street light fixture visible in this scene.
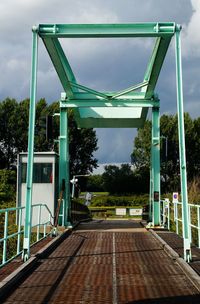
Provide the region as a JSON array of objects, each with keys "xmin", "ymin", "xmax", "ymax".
[{"xmin": 70, "ymin": 174, "xmax": 90, "ymax": 198}]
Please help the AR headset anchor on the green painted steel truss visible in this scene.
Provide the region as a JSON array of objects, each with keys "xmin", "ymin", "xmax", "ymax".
[
  {"xmin": 38, "ymin": 22, "xmax": 175, "ymax": 128},
  {"xmin": 23, "ymin": 22, "xmax": 191, "ymax": 263}
]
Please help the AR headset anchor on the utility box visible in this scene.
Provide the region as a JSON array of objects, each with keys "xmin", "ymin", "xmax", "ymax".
[{"xmin": 17, "ymin": 152, "xmax": 58, "ymax": 225}]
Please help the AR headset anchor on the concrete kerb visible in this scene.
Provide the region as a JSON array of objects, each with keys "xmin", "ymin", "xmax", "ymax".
[
  {"xmin": 149, "ymin": 228, "xmax": 200, "ymax": 293},
  {"xmin": 149, "ymin": 229, "xmax": 179, "ymax": 259},
  {"xmin": 0, "ymin": 228, "xmax": 71, "ymax": 300}
]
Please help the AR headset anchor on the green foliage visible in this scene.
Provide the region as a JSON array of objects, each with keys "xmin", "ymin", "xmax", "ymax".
[
  {"xmin": 188, "ymin": 177, "xmax": 200, "ymax": 204},
  {"xmin": 90, "ymin": 194, "xmax": 149, "ymax": 207},
  {"xmin": 132, "ymin": 113, "xmax": 200, "ymax": 193},
  {"xmin": 0, "ymin": 98, "xmax": 19, "ymax": 168},
  {"xmin": 101, "ymin": 164, "xmax": 149, "ymax": 195},
  {"xmin": 0, "ymin": 170, "xmax": 16, "ymax": 203},
  {"xmin": 68, "ymin": 109, "xmax": 98, "ymax": 176},
  {"xmin": 132, "ymin": 120, "xmax": 151, "ymax": 169},
  {"xmin": 0, "ymin": 98, "xmax": 98, "ymax": 176},
  {"xmin": 86, "ymin": 175, "xmax": 104, "ymax": 192}
]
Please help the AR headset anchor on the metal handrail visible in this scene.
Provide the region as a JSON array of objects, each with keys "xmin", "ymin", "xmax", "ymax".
[
  {"xmin": 0, "ymin": 203, "xmax": 54, "ymax": 268},
  {"xmin": 172, "ymin": 201, "xmax": 200, "ymax": 248}
]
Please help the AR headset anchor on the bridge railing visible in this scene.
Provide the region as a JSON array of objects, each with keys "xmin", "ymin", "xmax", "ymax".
[
  {"xmin": 0, "ymin": 204, "xmax": 54, "ymax": 268},
  {"xmin": 188, "ymin": 203, "xmax": 200, "ymax": 247},
  {"xmin": 161, "ymin": 200, "xmax": 200, "ymax": 248}
]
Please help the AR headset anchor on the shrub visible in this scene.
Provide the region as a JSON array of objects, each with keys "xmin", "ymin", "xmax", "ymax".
[
  {"xmin": 90, "ymin": 194, "xmax": 149, "ymax": 207},
  {"xmin": 0, "ymin": 169, "xmax": 16, "ymax": 203}
]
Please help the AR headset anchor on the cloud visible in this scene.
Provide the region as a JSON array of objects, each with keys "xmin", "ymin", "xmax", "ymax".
[
  {"xmin": 94, "ymin": 129, "xmax": 136, "ymax": 163},
  {"xmin": 183, "ymin": 0, "xmax": 200, "ymax": 57},
  {"xmin": 0, "ymin": 0, "xmax": 199, "ymax": 163}
]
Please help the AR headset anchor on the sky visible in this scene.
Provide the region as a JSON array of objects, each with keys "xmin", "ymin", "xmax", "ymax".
[{"xmin": 0, "ymin": 0, "xmax": 200, "ymax": 164}]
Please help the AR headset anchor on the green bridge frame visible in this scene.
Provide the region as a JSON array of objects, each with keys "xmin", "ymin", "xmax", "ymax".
[{"xmin": 23, "ymin": 23, "xmax": 191, "ymax": 262}]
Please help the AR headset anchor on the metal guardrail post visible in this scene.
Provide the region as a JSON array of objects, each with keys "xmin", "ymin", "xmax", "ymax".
[
  {"xmin": 197, "ymin": 206, "xmax": 200, "ymax": 248},
  {"xmin": 167, "ymin": 201, "xmax": 170, "ymax": 230},
  {"xmin": 17, "ymin": 208, "xmax": 22, "ymax": 255},
  {"xmin": 62, "ymin": 199, "xmax": 65, "ymax": 226},
  {"xmin": 37, "ymin": 205, "xmax": 41, "ymax": 242},
  {"xmin": 175, "ymin": 203, "xmax": 179, "ymax": 235},
  {"xmin": 3, "ymin": 211, "xmax": 8, "ymax": 265},
  {"xmin": 188, "ymin": 205, "xmax": 192, "ymax": 244}
]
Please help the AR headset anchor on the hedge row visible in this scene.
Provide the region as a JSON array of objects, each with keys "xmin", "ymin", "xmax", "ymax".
[{"xmin": 75, "ymin": 194, "xmax": 149, "ymax": 207}]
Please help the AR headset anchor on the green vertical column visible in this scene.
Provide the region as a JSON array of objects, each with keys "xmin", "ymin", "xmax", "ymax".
[
  {"xmin": 175, "ymin": 25, "xmax": 191, "ymax": 261},
  {"xmin": 149, "ymin": 145, "xmax": 153, "ymax": 222},
  {"xmin": 59, "ymin": 106, "xmax": 71, "ymax": 226},
  {"xmin": 23, "ymin": 27, "xmax": 38, "ymax": 261},
  {"xmin": 152, "ymin": 106, "xmax": 160, "ymax": 226}
]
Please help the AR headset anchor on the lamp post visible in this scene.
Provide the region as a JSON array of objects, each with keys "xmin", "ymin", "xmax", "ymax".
[{"xmin": 70, "ymin": 174, "xmax": 90, "ymax": 198}]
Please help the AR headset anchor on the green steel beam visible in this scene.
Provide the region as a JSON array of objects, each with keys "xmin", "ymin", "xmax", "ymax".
[
  {"xmin": 152, "ymin": 106, "xmax": 160, "ymax": 226},
  {"xmin": 70, "ymin": 82, "xmax": 109, "ymax": 99},
  {"xmin": 72, "ymin": 92, "xmax": 146, "ymax": 100},
  {"xmin": 23, "ymin": 22, "xmax": 191, "ymax": 264},
  {"xmin": 59, "ymin": 108, "xmax": 71, "ymax": 226},
  {"xmin": 23, "ymin": 27, "xmax": 38, "ymax": 261},
  {"xmin": 143, "ymin": 37, "xmax": 172, "ymax": 97},
  {"xmin": 76, "ymin": 118, "xmax": 145, "ymax": 128},
  {"xmin": 149, "ymin": 122, "xmax": 154, "ymax": 223},
  {"xmin": 175, "ymin": 26, "xmax": 191, "ymax": 261},
  {"xmin": 42, "ymin": 37, "xmax": 78, "ymax": 98},
  {"xmin": 111, "ymin": 81, "xmax": 149, "ymax": 99},
  {"xmin": 60, "ymin": 99, "xmax": 158, "ymax": 108},
  {"xmin": 67, "ymin": 81, "xmax": 149, "ymax": 100},
  {"xmin": 38, "ymin": 23, "xmax": 175, "ymax": 38}
]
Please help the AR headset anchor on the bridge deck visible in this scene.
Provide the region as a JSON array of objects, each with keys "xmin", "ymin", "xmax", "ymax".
[{"xmin": 1, "ymin": 220, "xmax": 200, "ymax": 303}]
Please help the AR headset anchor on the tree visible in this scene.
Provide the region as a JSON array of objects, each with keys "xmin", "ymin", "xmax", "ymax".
[
  {"xmin": 0, "ymin": 98, "xmax": 98, "ymax": 176},
  {"xmin": 0, "ymin": 98, "xmax": 18, "ymax": 168},
  {"xmin": 131, "ymin": 113, "xmax": 198, "ymax": 193},
  {"xmin": 44, "ymin": 102, "xmax": 98, "ymax": 175},
  {"xmin": 85, "ymin": 175, "xmax": 104, "ymax": 192},
  {"xmin": 101, "ymin": 164, "xmax": 147, "ymax": 195},
  {"xmin": 68, "ymin": 109, "xmax": 98, "ymax": 176},
  {"xmin": 131, "ymin": 120, "xmax": 151, "ymax": 170}
]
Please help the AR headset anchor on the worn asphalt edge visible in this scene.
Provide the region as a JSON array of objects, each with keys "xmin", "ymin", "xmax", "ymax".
[
  {"xmin": 149, "ymin": 228, "xmax": 200, "ymax": 293},
  {"xmin": 0, "ymin": 228, "xmax": 72, "ymax": 300}
]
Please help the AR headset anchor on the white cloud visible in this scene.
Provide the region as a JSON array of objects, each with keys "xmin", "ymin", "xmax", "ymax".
[
  {"xmin": 0, "ymin": 0, "xmax": 198, "ymax": 162},
  {"xmin": 183, "ymin": 0, "xmax": 200, "ymax": 57}
]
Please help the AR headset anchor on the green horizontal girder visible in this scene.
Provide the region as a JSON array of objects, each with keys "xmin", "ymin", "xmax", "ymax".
[
  {"xmin": 38, "ymin": 23, "xmax": 175, "ymax": 38},
  {"xmin": 38, "ymin": 22, "xmax": 174, "ymax": 128},
  {"xmin": 60, "ymin": 99, "xmax": 158, "ymax": 108}
]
